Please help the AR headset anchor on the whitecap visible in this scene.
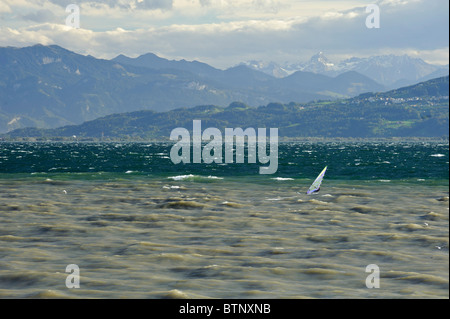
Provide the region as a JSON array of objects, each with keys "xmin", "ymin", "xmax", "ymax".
[
  {"xmin": 163, "ymin": 185, "xmax": 181, "ymax": 189},
  {"xmin": 168, "ymin": 174, "xmax": 195, "ymax": 180},
  {"xmin": 271, "ymin": 177, "xmax": 294, "ymax": 181},
  {"xmin": 167, "ymin": 174, "xmax": 223, "ymax": 181}
]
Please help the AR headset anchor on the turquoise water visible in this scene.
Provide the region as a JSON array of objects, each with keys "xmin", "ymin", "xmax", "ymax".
[
  {"xmin": 0, "ymin": 141, "xmax": 448, "ymax": 298},
  {"xmin": 1, "ymin": 141, "xmax": 448, "ymax": 181}
]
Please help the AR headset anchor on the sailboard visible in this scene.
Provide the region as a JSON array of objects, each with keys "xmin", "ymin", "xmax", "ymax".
[{"xmin": 306, "ymin": 166, "xmax": 327, "ymax": 194}]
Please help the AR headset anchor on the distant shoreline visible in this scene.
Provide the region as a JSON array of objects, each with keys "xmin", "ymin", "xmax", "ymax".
[{"xmin": 1, "ymin": 136, "xmax": 448, "ymax": 143}]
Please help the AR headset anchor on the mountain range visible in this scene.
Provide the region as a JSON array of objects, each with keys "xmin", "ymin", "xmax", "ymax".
[
  {"xmin": 0, "ymin": 44, "xmax": 388, "ymax": 133},
  {"xmin": 0, "ymin": 44, "xmax": 447, "ymax": 135},
  {"xmin": 243, "ymin": 52, "xmax": 449, "ymax": 88},
  {"xmin": 3, "ymin": 76, "xmax": 448, "ymax": 139}
]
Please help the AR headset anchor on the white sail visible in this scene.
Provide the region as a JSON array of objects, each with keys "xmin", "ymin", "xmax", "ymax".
[{"xmin": 307, "ymin": 166, "xmax": 327, "ymax": 194}]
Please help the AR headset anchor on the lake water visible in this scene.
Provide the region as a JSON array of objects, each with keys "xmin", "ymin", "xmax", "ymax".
[{"xmin": 0, "ymin": 141, "xmax": 448, "ymax": 298}]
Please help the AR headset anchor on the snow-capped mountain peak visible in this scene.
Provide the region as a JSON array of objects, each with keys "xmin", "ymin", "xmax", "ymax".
[{"xmin": 243, "ymin": 52, "xmax": 449, "ymax": 88}]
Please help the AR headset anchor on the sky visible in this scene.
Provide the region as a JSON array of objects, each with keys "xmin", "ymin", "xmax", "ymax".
[{"xmin": 0, "ymin": 0, "xmax": 448, "ymax": 69}]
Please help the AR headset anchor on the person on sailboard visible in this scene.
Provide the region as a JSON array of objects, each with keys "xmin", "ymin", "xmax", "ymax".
[{"xmin": 306, "ymin": 166, "xmax": 327, "ymax": 195}]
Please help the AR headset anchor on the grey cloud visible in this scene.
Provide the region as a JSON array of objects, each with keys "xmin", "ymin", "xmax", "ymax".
[
  {"xmin": 252, "ymin": 0, "xmax": 282, "ymax": 12},
  {"xmin": 21, "ymin": 9, "xmax": 60, "ymax": 23},
  {"xmin": 47, "ymin": 0, "xmax": 173, "ymax": 10},
  {"xmin": 199, "ymin": 0, "xmax": 212, "ymax": 6},
  {"xmin": 136, "ymin": 0, "xmax": 173, "ymax": 10},
  {"xmin": 156, "ymin": 0, "xmax": 448, "ymax": 66},
  {"xmin": 2, "ymin": 0, "xmax": 447, "ymax": 69},
  {"xmin": 285, "ymin": 1, "xmax": 448, "ymax": 53}
]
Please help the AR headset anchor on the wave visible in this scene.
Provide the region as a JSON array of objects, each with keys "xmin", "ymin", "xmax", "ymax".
[
  {"xmin": 163, "ymin": 185, "xmax": 181, "ymax": 189},
  {"xmin": 167, "ymin": 174, "xmax": 224, "ymax": 181}
]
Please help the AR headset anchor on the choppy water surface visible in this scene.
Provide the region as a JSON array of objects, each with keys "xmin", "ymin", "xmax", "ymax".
[{"xmin": 0, "ymin": 142, "xmax": 448, "ymax": 298}]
